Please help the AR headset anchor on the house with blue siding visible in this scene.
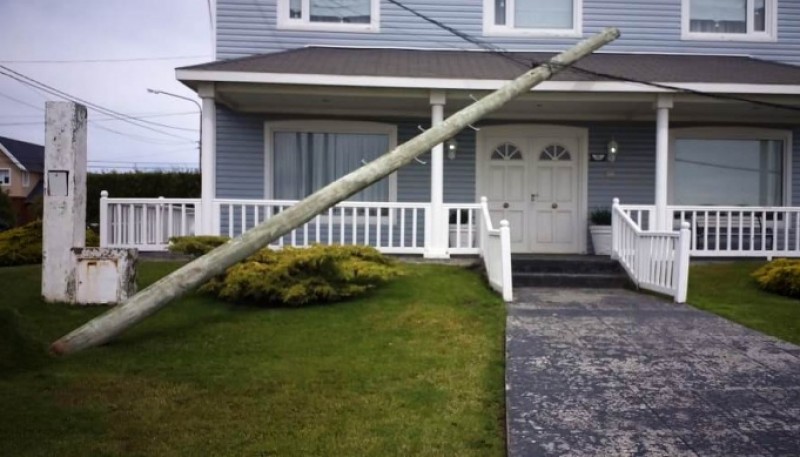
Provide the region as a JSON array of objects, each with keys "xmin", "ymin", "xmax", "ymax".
[{"xmin": 99, "ymin": 0, "xmax": 800, "ymax": 299}]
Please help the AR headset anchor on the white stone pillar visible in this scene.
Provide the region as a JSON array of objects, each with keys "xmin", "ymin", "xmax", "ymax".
[
  {"xmin": 654, "ymin": 94, "xmax": 673, "ymax": 231},
  {"xmin": 42, "ymin": 101, "xmax": 87, "ymax": 302},
  {"xmin": 425, "ymin": 90, "xmax": 449, "ymax": 258},
  {"xmin": 199, "ymin": 83, "xmax": 216, "ymax": 235}
]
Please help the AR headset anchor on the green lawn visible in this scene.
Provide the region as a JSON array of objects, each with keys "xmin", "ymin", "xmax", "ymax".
[
  {"xmin": 688, "ymin": 261, "xmax": 800, "ymax": 345},
  {"xmin": 0, "ymin": 261, "xmax": 505, "ymax": 457}
]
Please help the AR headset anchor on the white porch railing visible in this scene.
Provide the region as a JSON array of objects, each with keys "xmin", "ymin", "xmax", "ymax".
[
  {"xmin": 444, "ymin": 203, "xmax": 482, "ymax": 254},
  {"xmin": 212, "ymin": 199, "xmax": 431, "ymax": 254},
  {"xmin": 612, "ymin": 199, "xmax": 690, "ymax": 303},
  {"xmin": 99, "ymin": 192, "xmax": 200, "ymax": 251},
  {"xmin": 479, "ymin": 196, "xmax": 513, "ymax": 302},
  {"xmin": 669, "ymin": 206, "xmax": 800, "ymax": 258}
]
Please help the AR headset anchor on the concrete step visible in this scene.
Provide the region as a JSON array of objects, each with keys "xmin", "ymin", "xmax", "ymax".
[
  {"xmin": 511, "ymin": 256, "xmax": 623, "ymax": 275},
  {"xmin": 513, "ymin": 272, "xmax": 632, "ymax": 288}
]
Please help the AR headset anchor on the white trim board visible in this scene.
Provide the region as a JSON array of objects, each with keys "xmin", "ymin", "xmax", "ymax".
[
  {"xmin": 0, "ymin": 142, "xmax": 26, "ymax": 172},
  {"xmin": 177, "ymin": 69, "xmax": 800, "ymax": 95}
]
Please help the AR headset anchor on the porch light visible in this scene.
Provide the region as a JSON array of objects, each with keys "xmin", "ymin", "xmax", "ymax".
[
  {"xmin": 607, "ymin": 138, "xmax": 619, "ymax": 162},
  {"xmin": 447, "ymin": 138, "xmax": 458, "ymax": 160}
]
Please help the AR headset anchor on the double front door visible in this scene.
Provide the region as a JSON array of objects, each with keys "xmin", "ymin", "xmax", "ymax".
[{"xmin": 484, "ymin": 133, "xmax": 582, "ymax": 254}]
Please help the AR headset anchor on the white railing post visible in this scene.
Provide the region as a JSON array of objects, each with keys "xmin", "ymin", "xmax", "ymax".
[
  {"xmin": 499, "ymin": 220, "xmax": 513, "ymax": 302},
  {"xmin": 99, "ymin": 190, "xmax": 109, "ymax": 247},
  {"xmin": 611, "ymin": 197, "xmax": 620, "ymax": 259},
  {"xmin": 674, "ymin": 221, "xmax": 691, "ymax": 303}
]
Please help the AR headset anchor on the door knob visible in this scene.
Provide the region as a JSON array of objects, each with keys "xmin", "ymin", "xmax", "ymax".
[
  {"xmin": 551, "ymin": 203, "xmax": 558, "ymax": 209},
  {"xmin": 503, "ymin": 202, "xmax": 510, "ymax": 209},
  {"xmin": 530, "ymin": 194, "xmax": 538, "ymax": 202}
]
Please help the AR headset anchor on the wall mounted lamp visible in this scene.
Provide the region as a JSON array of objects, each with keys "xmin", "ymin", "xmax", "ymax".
[
  {"xmin": 447, "ymin": 138, "xmax": 458, "ymax": 160},
  {"xmin": 607, "ymin": 138, "xmax": 619, "ymax": 162}
]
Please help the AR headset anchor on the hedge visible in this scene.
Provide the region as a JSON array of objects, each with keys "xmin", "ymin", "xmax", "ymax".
[
  {"xmin": 0, "ymin": 190, "xmax": 14, "ymax": 232},
  {"xmin": 0, "ymin": 220, "xmax": 99, "ymax": 267},
  {"xmin": 86, "ymin": 171, "xmax": 200, "ymax": 224},
  {"xmin": 752, "ymin": 259, "xmax": 800, "ymax": 298}
]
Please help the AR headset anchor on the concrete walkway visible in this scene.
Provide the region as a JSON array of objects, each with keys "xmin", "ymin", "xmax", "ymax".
[{"xmin": 506, "ymin": 288, "xmax": 800, "ymax": 457}]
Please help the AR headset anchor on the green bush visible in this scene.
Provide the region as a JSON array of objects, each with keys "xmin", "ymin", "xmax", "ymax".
[
  {"xmin": 752, "ymin": 259, "xmax": 800, "ymax": 298},
  {"xmin": 202, "ymin": 245, "xmax": 403, "ymax": 307},
  {"xmin": 0, "ymin": 190, "xmax": 15, "ymax": 231},
  {"xmin": 87, "ymin": 171, "xmax": 200, "ymax": 224},
  {"xmin": 0, "ymin": 221, "xmax": 43, "ymax": 266},
  {"xmin": 168, "ymin": 236, "xmax": 230, "ymax": 256},
  {"xmin": 0, "ymin": 220, "xmax": 100, "ymax": 266},
  {"xmin": 589, "ymin": 207, "xmax": 612, "ymax": 225}
]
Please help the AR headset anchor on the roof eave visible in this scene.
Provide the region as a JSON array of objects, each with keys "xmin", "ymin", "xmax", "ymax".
[
  {"xmin": 0, "ymin": 141, "xmax": 27, "ymax": 172},
  {"xmin": 175, "ymin": 69, "xmax": 800, "ymax": 95}
]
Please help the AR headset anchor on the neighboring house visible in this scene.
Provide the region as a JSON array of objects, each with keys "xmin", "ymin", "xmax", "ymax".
[
  {"xmin": 102, "ymin": 1, "xmax": 800, "ymax": 278},
  {"xmin": 0, "ymin": 136, "xmax": 44, "ymax": 225}
]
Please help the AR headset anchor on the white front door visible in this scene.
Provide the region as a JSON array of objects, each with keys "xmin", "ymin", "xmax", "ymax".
[
  {"xmin": 485, "ymin": 139, "xmax": 528, "ymax": 252},
  {"xmin": 480, "ymin": 126, "xmax": 585, "ymax": 254},
  {"xmin": 530, "ymin": 138, "xmax": 580, "ymax": 253}
]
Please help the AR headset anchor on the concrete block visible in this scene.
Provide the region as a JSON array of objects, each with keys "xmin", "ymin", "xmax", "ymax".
[{"xmin": 71, "ymin": 248, "xmax": 138, "ymax": 305}]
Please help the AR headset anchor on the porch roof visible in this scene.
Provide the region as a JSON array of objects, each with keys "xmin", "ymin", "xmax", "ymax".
[{"xmin": 178, "ymin": 47, "xmax": 800, "ymax": 93}]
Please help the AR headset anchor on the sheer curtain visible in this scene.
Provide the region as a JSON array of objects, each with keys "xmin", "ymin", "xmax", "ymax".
[
  {"xmin": 310, "ymin": 0, "xmax": 370, "ymax": 23},
  {"xmin": 690, "ymin": 0, "xmax": 747, "ymax": 33},
  {"xmin": 273, "ymin": 131, "xmax": 389, "ymax": 201}
]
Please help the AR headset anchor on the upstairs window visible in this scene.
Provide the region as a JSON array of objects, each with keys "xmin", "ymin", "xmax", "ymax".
[
  {"xmin": 0, "ymin": 169, "xmax": 9, "ymax": 186},
  {"xmin": 278, "ymin": 0, "xmax": 380, "ymax": 32},
  {"xmin": 682, "ymin": 0, "xmax": 776, "ymax": 41},
  {"xmin": 485, "ymin": 0, "xmax": 582, "ymax": 37}
]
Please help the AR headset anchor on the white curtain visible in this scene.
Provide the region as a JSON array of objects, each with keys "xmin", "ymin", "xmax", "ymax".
[
  {"xmin": 690, "ymin": 0, "xmax": 747, "ymax": 33},
  {"xmin": 273, "ymin": 131, "xmax": 389, "ymax": 201},
  {"xmin": 310, "ymin": 0, "xmax": 370, "ymax": 23},
  {"xmin": 514, "ymin": 0, "xmax": 573, "ymax": 29}
]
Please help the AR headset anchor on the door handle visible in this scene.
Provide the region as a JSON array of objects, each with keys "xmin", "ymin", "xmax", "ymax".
[
  {"xmin": 503, "ymin": 202, "xmax": 510, "ymax": 209},
  {"xmin": 551, "ymin": 203, "xmax": 558, "ymax": 209},
  {"xmin": 530, "ymin": 194, "xmax": 538, "ymax": 202}
]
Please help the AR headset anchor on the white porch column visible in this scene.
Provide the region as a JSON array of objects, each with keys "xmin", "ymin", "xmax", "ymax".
[
  {"xmin": 654, "ymin": 94, "xmax": 673, "ymax": 231},
  {"xmin": 425, "ymin": 90, "xmax": 449, "ymax": 258},
  {"xmin": 198, "ymin": 83, "xmax": 216, "ymax": 235}
]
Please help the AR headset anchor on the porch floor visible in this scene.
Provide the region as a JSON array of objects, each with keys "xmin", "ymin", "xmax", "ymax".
[{"xmin": 506, "ymin": 288, "xmax": 800, "ymax": 456}]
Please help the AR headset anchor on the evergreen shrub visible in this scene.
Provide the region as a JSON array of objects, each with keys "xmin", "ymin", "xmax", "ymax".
[
  {"xmin": 201, "ymin": 244, "xmax": 402, "ymax": 307},
  {"xmin": 0, "ymin": 190, "xmax": 15, "ymax": 231},
  {"xmin": 752, "ymin": 259, "xmax": 800, "ymax": 298},
  {"xmin": 0, "ymin": 220, "xmax": 99, "ymax": 266},
  {"xmin": 168, "ymin": 236, "xmax": 230, "ymax": 256}
]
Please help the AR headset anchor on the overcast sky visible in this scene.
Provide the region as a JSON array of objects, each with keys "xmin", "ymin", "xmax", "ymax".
[{"xmin": 0, "ymin": 1, "xmax": 212, "ymax": 171}]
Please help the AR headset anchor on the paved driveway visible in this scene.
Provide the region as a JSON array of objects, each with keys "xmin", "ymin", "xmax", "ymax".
[{"xmin": 506, "ymin": 288, "xmax": 800, "ymax": 457}]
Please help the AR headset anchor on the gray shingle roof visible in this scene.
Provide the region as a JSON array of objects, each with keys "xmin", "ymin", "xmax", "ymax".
[
  {"xmin": 0, "ymin": 136, "xmax": 44, "ymax": 173},
  {"xmin": 179, "ymin": 48, "xmax": 800, "ymax": 85}
]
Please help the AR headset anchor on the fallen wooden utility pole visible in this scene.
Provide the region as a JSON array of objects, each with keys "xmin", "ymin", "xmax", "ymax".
[{"xmin": 51, "ymin": 28, "xmax": 620, "ymax": 356}]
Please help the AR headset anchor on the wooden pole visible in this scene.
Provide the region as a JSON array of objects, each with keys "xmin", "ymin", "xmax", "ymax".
[{"xmin": 51, "ymin": 28, "xmax": 620, "ymax": 356}]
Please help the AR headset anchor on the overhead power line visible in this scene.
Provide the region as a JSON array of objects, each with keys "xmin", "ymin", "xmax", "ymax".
[
  {"xmin": 385, "ymin": 0, "xmax": 800, "ymax": 114},
  {"xmin": 0, "ymin": 65, "xmax": 199, "ymax": 140},
  {"xmin": 0, "ymin": 54, "xmax": 210, "ymax": 64}
]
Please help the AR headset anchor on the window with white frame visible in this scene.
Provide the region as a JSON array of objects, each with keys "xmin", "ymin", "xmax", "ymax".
[
  {"xmin": 682, "ymin": 0, "xmax": 775, "ymax": 41},
  {"xmin": 0, "ymin": 169, "xmax": 9, "ymax": 186},
  {"xmin": 670, "ymin": 129, "xmax": 790, "ymax": 206},
  {"xmin": 277, "ymin": 0, "xmax": 379, "ymax": 32},
  {"xmin": 266, "ymin": 121, "xmax": 396, "ymax": 202},
  {"xmin": 22, "ymin": 172, "xmax": 29, "ymax": 187},
  {"xmin": 485, "ymin": 0, "xmax": 581, "ymax": 36}
]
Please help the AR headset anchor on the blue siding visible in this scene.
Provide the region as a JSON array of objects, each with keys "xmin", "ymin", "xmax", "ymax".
[
  {"xmin": 216, "ymin": 106, "xmax": 264, "ymax": 199},
  {"xmin": 217, "ymin": 0, "xmax": 800, "ymax": 66}
]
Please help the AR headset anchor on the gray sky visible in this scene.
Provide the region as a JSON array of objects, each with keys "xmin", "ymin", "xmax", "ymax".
[{"xmin": 0, "ymin": 0, "xmax": 213, "ymax": 171}]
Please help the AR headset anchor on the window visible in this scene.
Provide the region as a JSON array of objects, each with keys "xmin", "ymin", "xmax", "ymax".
[
  {"xmin": 22, "ymin": 172, "xmax": 29, "ymax": 187},
  {"xmin": 277, "ymin": 0, "xmax": 380, "ymax": 32},
  {"xmin": 266, "ymin": 121, "xmax": 397, "ymax": 202},
  {"xmin": 682, "ymin": 0, "xmax": 775, "ymax": 41},
  {"xmin": 484, "ymin": 0, "xmax": 581, "ymax": 36},
  {"xmin": 670, "ymin": 129, "xmax": 790, "ymax": 206},
  {"xmin": 0, "ymin": 169, "xmax": 9, "ymax": 186}
]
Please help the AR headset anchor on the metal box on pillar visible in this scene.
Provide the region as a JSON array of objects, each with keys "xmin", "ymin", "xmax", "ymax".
[{"xmin": 41, "ymin": 101, "xmax": 137, "ymax": 305}]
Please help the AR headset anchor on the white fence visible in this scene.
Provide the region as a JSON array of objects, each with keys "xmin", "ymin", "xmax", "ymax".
[
  {"xmin": 479, "ymin": 197, "xmax": 513, "ymax": 302},
  {"xmin": 612, "ymin": 199, "xmax": 690, "ymax": 303},
  {"xmin": 669, "ymin": 206, "xmax": 800, "ymax": 258},
  {"xmin": 213, "ymin": 199, "xmax": 432, "ymax": 254},
  {"xmin": 444, "ymin": 203, "xmax": 482, "ymax": 254},
  {"xmin": 99, "ymin": 192, "xmax": 199, "ymax": 251}
]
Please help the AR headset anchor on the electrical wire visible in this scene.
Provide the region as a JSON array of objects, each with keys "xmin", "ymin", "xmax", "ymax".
[
  {"xmin": 385, "ymin": 0, "xmax": 800, "ymax": 114},
  {"xmin": 0, "ymin": 65, "xmax": 199, "ymax": 138}
]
